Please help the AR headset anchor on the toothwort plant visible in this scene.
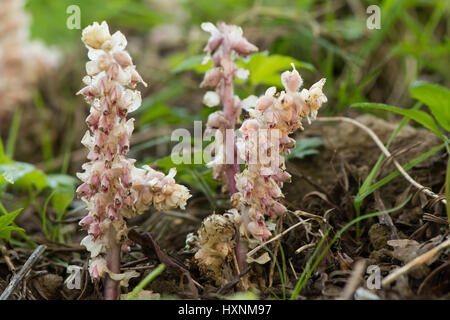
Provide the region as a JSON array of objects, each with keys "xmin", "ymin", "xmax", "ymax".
[
  {"xmin": 200, "ymin": 22, "xmax": 258, "ymax": 193},
  {"xmin": 233, "ymin": 65, "xmax": 327, "ymax": 242},
  {"xmin": 190, "ymin": 65, "xmax": 327, "ymax": 283},
  {"xmin": 76, "ymin": 21, "xmax": 190, "ymax": 300}
]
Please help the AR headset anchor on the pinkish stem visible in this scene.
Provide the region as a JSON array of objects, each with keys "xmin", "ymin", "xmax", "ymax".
[
  {"xmin": 104, "ymin": 226, "xmax": 120, "ymax": 300},
  {"xmin": 222, "ymin": 54, "xmax": 239, "ymax": 194},
  {"xmin": 221, "ymin": 49, "xmax": 247, "ymax": 271}
]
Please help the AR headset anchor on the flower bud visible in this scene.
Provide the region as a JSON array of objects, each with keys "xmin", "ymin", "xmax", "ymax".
[{"xmin": 113, "ymin": 51, "xmax": 132, "ymax": 68}]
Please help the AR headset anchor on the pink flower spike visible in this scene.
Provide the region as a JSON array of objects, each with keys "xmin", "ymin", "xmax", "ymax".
[{"xmin": 77, "ymin": 22, "xmax": 190, "ymax": 299}]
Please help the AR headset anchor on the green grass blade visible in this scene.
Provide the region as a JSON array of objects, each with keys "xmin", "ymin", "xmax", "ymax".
[
  {"xmin": 290, "ymin": 195, "xmax": 412, "ymax": 300},
  {"xmin": 352, "ymin": 102, "xmax": 444, "ymax": 139},
  {"xmin": 290, "ymin": 226, "xmax": 331, "ymax": 300},
  {"xmin": 355, "ymin": 143, "xmax": 445, "ymax": 203},
  {"xmin": 354, "ymin": 102, "xmax": 421, "ymax": 237},
  {"xmin": 127, "ymin": 264, "xmax": 165, "ymax": 300},
  {"xmin": 445, "ymin": 143, "xmax": 450, "ymax": 224},
  {"xmin": 6, "ymin": 108, "xmax": 23, "ymax": 159}
]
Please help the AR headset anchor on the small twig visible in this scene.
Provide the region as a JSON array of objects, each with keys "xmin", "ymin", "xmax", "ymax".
[
  {"xmin": 295, "ymin": 243, "xmax": 317, "ymax": 255},
  {"xmin": 417, "ymin": 260, "xmax": 450, "ymax": 296},
  {"xmin": 1, "ymin": 245, "xmax": 15, "ymax": 272},
  {"xmin": 423, "ymin": 213, "xmax": 449, "ymax": 225},
  {"xmin": 382, "ymin": 238, "xmax": 450, "ymax": 287},
  {"xmin": 128, "ymin": 229, "xmax": 199, "ymax": 299},
  {"xmin": 317, "ymin": 117, "xmax": 447, "ymax": 207},
  {"xmin": 373, "ymin": 189, "xmax": 399, "ymax": 239},
  {"xmin": 288, "ymin": 258, "xmax": 298, "ymax": 280},
  {"xmin": 339, "ymin": 259, "xmax": 366, "ymax": 300},
  {"xmin": 164, "ymin": 210, "xmax": 201, "ymax": 223},
  {"xmin": 120, "ymin": 257, "xmax": 149, "ymax": 268},
  {"xmin": 247, "ymin": 220, "xmax": 307, "ymax": 258},
  {"xmin": 216, "ymin": 266, "xmax": 251, "ymax": 295},
  {"xmin": 120, "ymin": 265, "xmax": 156, "ymax": 271},
  {"xmin": 0, "ymin": 245, "xmax": 47, "ymax": 300}
]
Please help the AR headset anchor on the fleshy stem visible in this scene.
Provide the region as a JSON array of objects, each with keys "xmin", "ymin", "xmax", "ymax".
[
  {"xmin": 104, "ymin": 226, "xmax": 120, "ymax": 300},
  {"xmin": 222, "ymin": 48, "xmax": 239, "ymax": 194}
]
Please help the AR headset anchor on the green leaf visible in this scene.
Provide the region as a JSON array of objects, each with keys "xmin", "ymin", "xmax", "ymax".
[
  {"xmin": 154, "ymin": 154, "xmax": 206, "ymax": 174},
  {"xmin": 287, "ymin": 137, "xmax": 323, "ymax": 160},
  {"xmin": 0, "ymin": 161, "xmax": 47, "ymax": 190},
  {"xmin": 351, "ymin": 102, "xmax": 444, "ymax": 139},
  {"xmin": 239, "ymin": 53, "xmax": 315, "ymax": 87},
  {"xmin": 0, "ymin": 138, "xmax": 5, "ymax": 163},
  {"xmin": 139, "ymin": 103, "xmax": 190, "ymax": 126},
  {"xmin": 170, "ymin": 54, "xmax": 212, "ymax": 74},
  {"xmin": 0, "ymin": 209, "xmax": 24, "ymax": 240},
  {"xmin": 410, "ymin": 81, "xmax": 450, "ymax": 131},
  {"xmin": 171, "ymin": 52, "xmax": 314, "ymax": 88},
  {"xmin": 0, "ymin": 163, "xmax": 34, "ymax": 184},
  {"xmin": 0, "ymin": 208, "xmax": 23, "ymax": 228},
  {"xmin": 46, "ymin": 174, "xmax": 77, "ymax": 213},
  {"xmin": 51, "ymin": 191, "xmax": 73, "ymax": 213},
  {"xmin": 46, "ymin": 174, "xmax": 78, "ymax": 190},
  {"xmin": 26, "ymin": 0, "xmax": 164, "ymax": 47}
]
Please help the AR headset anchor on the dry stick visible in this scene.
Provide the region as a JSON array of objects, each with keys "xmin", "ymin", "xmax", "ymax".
[
  {"xmin": 247, "ymin": 220, "xmax": 306, "ymax": 258},
  {"xmin": 338, "ymin": 259, "xmax": 367, "ymax": 300},
  {"xmin": 382, "ymin": 238, "xmax": 450, "ymax": 287},
  {"xmin": 128, "ymin": 229, "xmax": 199, "ymax": 299},
  {"xmin": 1, "ymin": 245, "xmax": 15, "ymax": 272},
  {"xmin": 317, "ymin": 117, "xmax": 447, "ymax": 207},
  {"xmin": 0, "ymin": 245, "xmax": 47, "ymax": 300}
]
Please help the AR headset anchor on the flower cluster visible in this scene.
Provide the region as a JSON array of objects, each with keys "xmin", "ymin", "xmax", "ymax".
[
  {"xmin": 77, "ymin": 21, "xmax": 190, "ymax": 282},
  {"xmin": 0, "ymin": 0, "xmax": 59, "ymax": 120},
  {"xmin": 186, "ymin": 212, "xmax": 239, "ymax": 285},
  {"xmin": 200, "ymin": 22, "xmax": 258, "ymax": 192},
  {"xmin": 232, "ymin": 65, "xmax": 327, "ymax": 241}
]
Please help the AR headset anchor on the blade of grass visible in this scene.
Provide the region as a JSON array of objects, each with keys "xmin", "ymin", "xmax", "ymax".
[
  {"xmin": 6, "ymin": 108, "xmax": 23, "ymax": 159},
  {"xmin": 0, "ymin": 138, "xmax": 5, "ymax": 163},
  {"xmin": 126, "ymin": 264, "xmax": 165, "ymax": 300},
  {"xmin": 445, "ymin": 143, "xmax": 450, "ymax": 224},
  {"xmin": 0, "ymin": 201, "xmax": 37, "ymax": 248},
  {"xmin": 258, "ymin": 241, "xmax": 286, "ymax": 300},
  {"xmin": 290, "ymin": 226, "xmax": 331, "ymax": 300},
  {"xmin": 290, "ymin": 195, "xmax": 412, "ymax": 300},
  {"xmin": 188, "ymin": 168, "xmax": 217, "ymax": 209},
  {"xmin": 41, "ymin": 191, "xmax": 56, "ymax": 240},
  {"xmin": 354, "ymin": 102, "xmax": 421, "ymax": 238},
  {"xmin": 33, "ymin": 91, "xmax": 54, "ymax": 169},
  {"xmin": 355, "ymin": 143, "xmax": 445, "ymax": 202}
]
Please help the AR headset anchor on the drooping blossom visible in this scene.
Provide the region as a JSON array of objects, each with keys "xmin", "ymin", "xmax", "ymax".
[
  {"xmin": 232, "ymin": 65, "xmax": 327, "ymax": 241},
  {"xmin": 77, "ymin": 21, "xmax": 190, "ymax": 287},
  {"xmin": 200, "ymin": 22, "xmax": 258, "ymax": 193}
]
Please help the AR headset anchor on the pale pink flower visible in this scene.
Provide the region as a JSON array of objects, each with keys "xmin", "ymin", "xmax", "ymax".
[
  {"xmin": 77, "ymin": 22, "xmax": 190, "ymax": 283},
  {"xmin": 234, "ymin": 66, "xmax": 327, "ymax": 241}
]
